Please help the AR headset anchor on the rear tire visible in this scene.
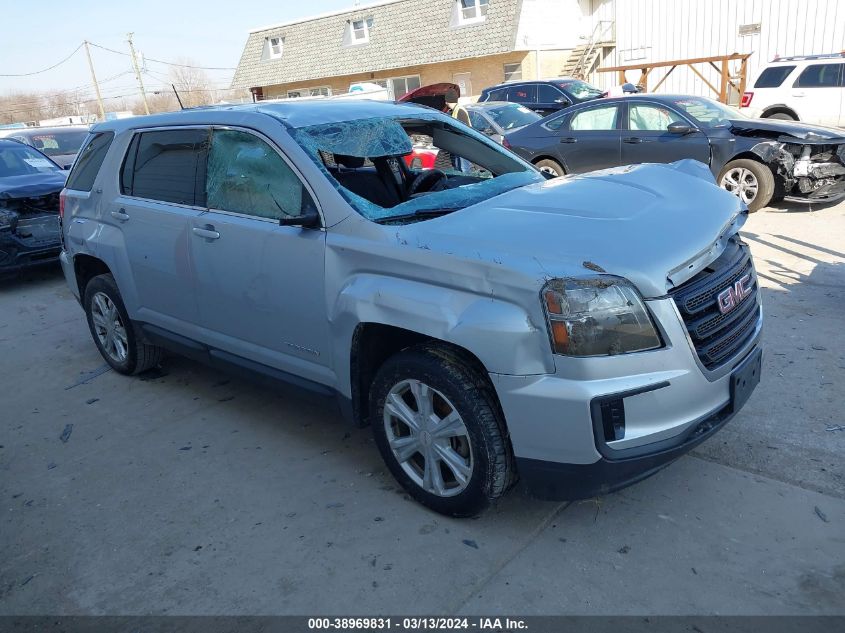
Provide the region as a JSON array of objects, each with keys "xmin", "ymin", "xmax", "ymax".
[
  {"xmin": 370, "ymin": 343, "xmax": 515, "ymax": 517},
  {"xmin": 764, "ymin": 111, "xmax": 796, "ymax": 121},
  {"xmin": 535, "ymin": 158, "xmax": 565, "ymax": 178},
  {"xmin": 718, "ymin": 159, "xmax": 775, "ymax": 212},
  {"xmin": 83, "ymin": 273, "xmax": 164, "ymax": 375}
]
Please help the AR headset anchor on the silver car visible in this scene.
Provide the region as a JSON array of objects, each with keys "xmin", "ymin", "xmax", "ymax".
[{"xmin": 59, "ymin": 100, "xmax": 762, "ymax": 516}]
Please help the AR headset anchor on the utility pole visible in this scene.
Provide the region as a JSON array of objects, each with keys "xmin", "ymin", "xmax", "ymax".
[
  {"xmin": 83, "ymin": 40, "xmax": 106, "ymax": 120},
  {"xmin": 127, "ymin": 33, "xmax": 150, "ymax": 115}
]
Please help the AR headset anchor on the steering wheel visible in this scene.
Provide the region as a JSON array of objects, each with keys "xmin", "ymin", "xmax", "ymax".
[{"xmin": 408, "ymin": 169, "xmax": 448, "ymax": 196}]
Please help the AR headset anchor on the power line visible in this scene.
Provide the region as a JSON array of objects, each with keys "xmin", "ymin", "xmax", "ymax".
[
  {"xmin": 0, "ymin": 43, "xmax": 84, "ymax": 77},
  {"xmin": 87, "ymin": 41, "xmax": 236, "ymax": 70}
]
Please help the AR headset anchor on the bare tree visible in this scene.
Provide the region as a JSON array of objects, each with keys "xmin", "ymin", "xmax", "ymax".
[
  {"xmin": 169, "ymin": 58, "xmax": 214, "ymax": 108},
  {"xmin": 0, "ymin": 92, "xmax": 48, "ymax": 126}
]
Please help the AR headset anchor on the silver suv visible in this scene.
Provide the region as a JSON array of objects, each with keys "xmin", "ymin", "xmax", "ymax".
[{"xmin": 59, "ymin": 101, "xmax": 762, "ymax": 516}]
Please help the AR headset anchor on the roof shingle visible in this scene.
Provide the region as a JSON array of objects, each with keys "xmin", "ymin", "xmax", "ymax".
[{"xmin": 232, "ymin": 0, "xmax": 522, "ymax": 89}]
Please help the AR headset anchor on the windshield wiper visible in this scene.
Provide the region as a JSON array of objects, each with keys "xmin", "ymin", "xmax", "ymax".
[{"xmin": 375, "ymin": 208, "xmax": 459, "ymax": 224}]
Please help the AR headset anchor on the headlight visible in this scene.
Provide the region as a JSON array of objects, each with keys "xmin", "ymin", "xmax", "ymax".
[{"xmin": 542, "ymin": 277, "xmax": 662, "ymax": 356}]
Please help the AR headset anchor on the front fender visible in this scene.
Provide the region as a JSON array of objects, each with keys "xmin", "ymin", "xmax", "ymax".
[{"xmin": 329, "ymin": 273, "xmax": 554, "ymax": 396}]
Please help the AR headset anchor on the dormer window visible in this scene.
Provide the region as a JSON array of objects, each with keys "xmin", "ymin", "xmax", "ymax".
[
  {"xmin": 264, "ymin": 36, "xmax": 283, "ymax": 60},
  {"xmin": 350, "ymin": 17, "xmax": 374, "ymax": 44},
  {"xmin": 460, "ymin": 0, "xmax": 488, "ymax": 23}
]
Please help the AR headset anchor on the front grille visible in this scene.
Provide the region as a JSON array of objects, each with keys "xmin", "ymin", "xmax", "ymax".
[{"xmin": 670, "ymin": 238, "xmax": 760, "ymax": 370}]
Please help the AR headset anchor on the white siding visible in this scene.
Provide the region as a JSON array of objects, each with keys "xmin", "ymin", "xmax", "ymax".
[
  {"xmin": 514, "ymin": 0, "xmax": 589, "ymax": 50},
  {"xmin": 584, "ymin": 0, "xmax": 845, "ymax": 100}
]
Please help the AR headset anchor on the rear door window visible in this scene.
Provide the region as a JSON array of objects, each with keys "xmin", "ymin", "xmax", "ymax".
[
  {"xmin": 794, "ymin": 63, "xmax": 843, "ymax": 88},
  {"xmin": 66, "ymin": 132, "xmax": 114, "ymax": 192},
  {"xmin": 506, "ymin": 84, "xmax": 537, "ymax": 104},
  {"xmin": 121, "ymin": 128, "xmax": 209, "ymax": 206},
  {"xmin": 754, "ymin": 65, "xmax": 795, "ymax": 88}
]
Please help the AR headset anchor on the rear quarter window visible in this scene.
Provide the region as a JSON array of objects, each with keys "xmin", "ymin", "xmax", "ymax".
[
  {"xmin": 121, "ymin": 128, "xmax": 209, "ymax": 206},
  {"xmin": 65, "ymin": 132, "xmax": 114, "ymax": 192},
  {"xmin": 753, "ymin": 65, "xmax": 796, "ymax": 88},
  {"xmin": 794, "ymin": 63, "xmax": 843, "ymax": 88}
]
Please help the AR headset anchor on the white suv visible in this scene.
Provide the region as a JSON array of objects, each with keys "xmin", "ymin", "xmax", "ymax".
[{"xmin": 740, "ymin": 54, "xmax": 844, "ymax": 126}]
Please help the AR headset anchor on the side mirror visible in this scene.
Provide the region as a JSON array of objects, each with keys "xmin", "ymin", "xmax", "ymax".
[
  {"xmin": 555, "ymin": 98, "xmax": 571, "ymax": 106},
  {"xmin": 668, "ymin": 121, "xmax": 693, "ymax": 135},
  {"xmin": 279, "ymin": 206, "xmax": 321, "ymax": 228}
]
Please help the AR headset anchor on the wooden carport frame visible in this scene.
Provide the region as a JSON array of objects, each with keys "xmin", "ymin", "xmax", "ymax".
[{"xmin": 597, "ymin": 53, "xmax": 753, "ymax": 103}]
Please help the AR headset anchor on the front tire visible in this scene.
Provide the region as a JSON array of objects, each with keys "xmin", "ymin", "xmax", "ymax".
[
  {"xmin": 718, "ymin": 159, "xmax": 775, "ymax": 212},
  {"xmin": 83, "ymin": 273, "xmax": 164, "ymax": 375},
  {"xmin": 370, "ymin": 343, "xmax": 515, "ymax": 517}
]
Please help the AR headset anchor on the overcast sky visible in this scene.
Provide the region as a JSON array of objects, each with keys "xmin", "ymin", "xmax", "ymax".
[{"xmin": 0, "ymin": 0, "xmax": 357, "ymax": 99}]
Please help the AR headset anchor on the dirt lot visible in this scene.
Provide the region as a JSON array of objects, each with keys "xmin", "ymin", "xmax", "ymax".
[{"xmin": 1, "ymin": 199, "xmax": 843, "ymax": 615}]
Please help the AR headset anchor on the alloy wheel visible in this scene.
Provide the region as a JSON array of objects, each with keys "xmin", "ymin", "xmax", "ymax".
[
  {"xmin": 91, "ymin": 291, "xmax": 128, "ymax": 363},
  {"xmin": 720, "ymin": 167, "xmax": 759, "ymax": 206},
  {"xmin": 383, "ymin": 379, "xmax": 473, "ymax": 497}
]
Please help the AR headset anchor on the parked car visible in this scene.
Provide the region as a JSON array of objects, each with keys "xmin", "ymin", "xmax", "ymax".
[
  {"xmin": 0, "ymin": 139, "xmax": 66, "ymax": 277},
  {"xmin": 60, "ymin": 100, "xmax": 761, "ymax": 516},
  {"xmin": 0, "ymin": 125, "xmax": 90, "ymax": 169},
  {"xmin": 740, "ymin": 53, "xmax": 844, "ymax": 126},
  {"xmin": 452, "ymin": 102, "xmax": 542, "ymax": 144},
  {"xmin": 479, "ymin": 78, "xmax": 605, "ymax": 116},
  {"xmin": 505, "ymin": 94, "xmax": 845, "ymax": 211}
]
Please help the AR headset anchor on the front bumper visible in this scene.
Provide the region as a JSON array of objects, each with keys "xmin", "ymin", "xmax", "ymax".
[
  {"xmin": 0, "ymin": 231, "xmax": 61, "ymax": 277},
  {"xmin": 490, "ymin": 297, "xmax": 762, "ymax": 500}
]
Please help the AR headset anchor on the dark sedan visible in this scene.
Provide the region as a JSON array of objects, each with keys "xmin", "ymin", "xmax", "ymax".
[
  {"xmin": 0, "ymin": 139, "xmax": 66, "ymax": 277},
  {"xmin": 505, "ymin": 94, "xmax": 845, "ymax": 211}
]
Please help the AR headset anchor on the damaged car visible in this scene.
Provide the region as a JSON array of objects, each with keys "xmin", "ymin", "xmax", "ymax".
[
  {"xmin": 504, "ymin": 94, "xmax": 845, "ymax": 211},
  {"xmin": 60, "ymin": 100, "xmax": 762, "ymax": 516},
  {"xmin": 0, "ymin": 139, "xmax": 66, "ymax": 277}
]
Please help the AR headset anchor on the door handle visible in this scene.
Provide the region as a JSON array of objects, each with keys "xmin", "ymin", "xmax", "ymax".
[
  {"xmin": 792, "ymin": 91, "xmax": 806, "ymax": 97},
  {"xmin": 623, "ymin": 137, "xmax": 644, "ymax": 144},
  {"xmin": 110, "ymin": 209, "xmax": 129, "ymax": 222},
  {"xmin": 192, "ymin": 226, "xmax": 220, "ymax": 241},
  {"xmin": 559, "ymin": 137, "xmax": 577, "ymax": 143}
]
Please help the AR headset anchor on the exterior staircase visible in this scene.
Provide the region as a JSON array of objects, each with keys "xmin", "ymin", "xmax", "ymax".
[{"xmin": 561, "ymin": 20, "xmax": 615, "ymax": 79}]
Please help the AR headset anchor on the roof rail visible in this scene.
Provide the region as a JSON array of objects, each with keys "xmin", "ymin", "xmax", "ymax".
[{"xmin": 772, "ymin": 52, "xmax": 845, "ymax": 61}]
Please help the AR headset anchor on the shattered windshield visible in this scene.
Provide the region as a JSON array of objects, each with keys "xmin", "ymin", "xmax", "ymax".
[
  {"xmin": 671, "ymin": 97, "xmax": 747, "ymax": 128},
  {"xmin": 290, "ymin": 112, "xmax": 542, "ymax": 222}
]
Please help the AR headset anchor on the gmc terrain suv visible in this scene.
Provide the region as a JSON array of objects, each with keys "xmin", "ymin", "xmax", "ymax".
[{"xmin": 60, "ymin": 101, "xmax": 762, "ymax": 516}]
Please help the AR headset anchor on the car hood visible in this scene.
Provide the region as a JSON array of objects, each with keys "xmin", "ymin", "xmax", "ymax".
[
  {"xmin": 0, "ymin": 172, "xmax": 67, "ymax": 200},
  {"xmin": 729, "ymin": 118, "xmax": 845, "ymax": 142},
  {"xmin": 401, "ymin": 160, "xmax": 744, "ymax": 297}
]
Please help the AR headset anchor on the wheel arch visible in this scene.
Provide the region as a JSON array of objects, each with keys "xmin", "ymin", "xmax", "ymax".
[
  {"xmin": 760, "ymin": 104, "xmax": 799, "ymax": 120},
  {"xmin": 73, "ymin": 253, "xmax": 112, "ymax": 299},
  {"xmin": 349, "ymin": 323, "xmax": 499, "ymax": 428}
]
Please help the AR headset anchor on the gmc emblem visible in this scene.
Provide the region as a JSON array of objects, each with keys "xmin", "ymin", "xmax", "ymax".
[{"xmin": 717, "ymin": 273, "xmax": 753, "ymax": 314}]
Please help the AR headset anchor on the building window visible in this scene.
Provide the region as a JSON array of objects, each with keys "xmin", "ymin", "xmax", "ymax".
[
  {"xmin": 267, "ymin": 36, "xmax": 283, "ymax": 59},
  {"xmin": 503, "ymin": 62, "xmax": 522, "ymax": 82},
  {"xmin": 286, "ymin": 86, "xmax": 332, "ymax": 99},
  {"xmin": 349, "ymin": 16, "xmax": 374, "ymax": 44},
  {"xmin": 378, "ymin": 75, "xmax": 421, "ymax": 100},
  {"xmin": 460, "ymin": 0, "xmax": 488, "ymax": 23}
]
